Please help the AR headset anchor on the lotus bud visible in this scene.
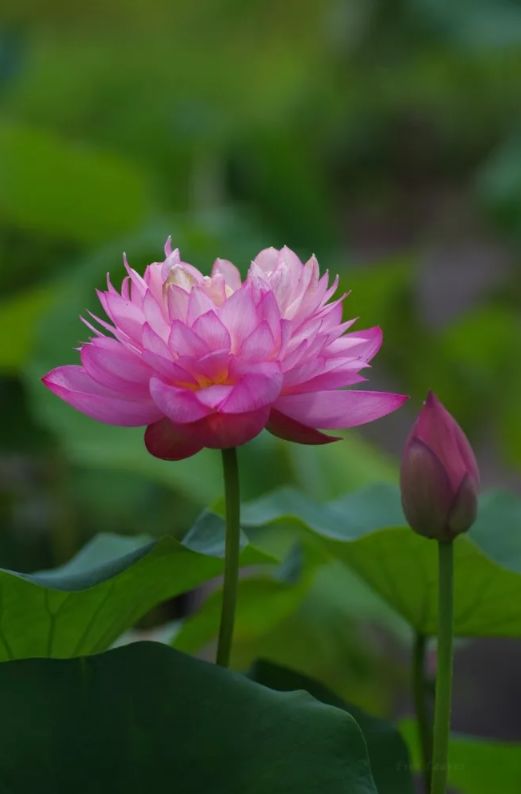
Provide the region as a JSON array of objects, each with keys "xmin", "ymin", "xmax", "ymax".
[{"xmin": 400, "ymin": 392, "xmax": 479, "ymax": 541}]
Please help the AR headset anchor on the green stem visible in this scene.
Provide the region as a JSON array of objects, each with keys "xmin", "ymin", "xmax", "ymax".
[
  {"xmin": 216, "ymin": 447, "xmax": 241, "ymax": 668},
  {"xmin": 430, "ymin": 541, "xmax": 454, "ymax": 794},
  {"xmin": 412, "ymin": 632, "xmax": 433, "ymax": 793}
]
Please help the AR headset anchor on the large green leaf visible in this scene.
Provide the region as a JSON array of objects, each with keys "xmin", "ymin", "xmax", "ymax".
[
  {"xmin": 0, "ymin": 642, "xmax": 379, "ymax": 793},
  {"xmin": 0, "ymin": 529, "xmax": 272, "ymax": 662},
  {"xmin": 252, "ymin": 660, "xmax": 415, "ymax": 794},
  {"xmin": 400, "ymin": 719, "xmax": 521, "ymax": 794},
  {"xmin": 237, "ymin": 484, "xmax": 521, "ymax": 637}
]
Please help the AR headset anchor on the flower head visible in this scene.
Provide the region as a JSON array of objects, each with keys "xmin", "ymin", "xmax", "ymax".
[
  {"xmin": 400, "ymin": 392, "xmax": 480, "ymax": 541},
  {"xmin": 42, "ymin": 241, "xmax": 407, "ymax": 460}
]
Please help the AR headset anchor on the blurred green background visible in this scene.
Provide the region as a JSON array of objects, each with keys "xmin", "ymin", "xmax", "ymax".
[{"xmin": 1, "ymin": 0, "xmax": 521, "ymax": 741}]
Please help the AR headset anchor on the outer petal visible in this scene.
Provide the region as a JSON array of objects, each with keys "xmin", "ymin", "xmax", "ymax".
[
  {"xmin": 97, "ymin": 290, "xmax": 144, "ymax": 342},
  {"xmin": 189, "ymin": 407, "xmax": 271, "ymax": 448},
  {"xmin": 288, "ymin": 370, "xmax": 367, "ymax": 393},
  {"xmin": 400, "ymin": 438, "xmax": 453, "ymax": 539},
  {"xmin": 416, "ymin": 392, "xmax": 479, "ymax": 490},
  {"xmin": 326, "ymin": 327, "xmax": 383, "ymax": 361},
  {"xmin": 273, "ymin": 389, "xmax": 408, "ymax": 429},
  {"xmin": 144, "ymin": 418, "xmax": 203, "ymax": 461},
  {"xmin": 42, "ymin": 365, "xmax": 162, "ymax": 426},
  {"xmin": 267, "ymin": 409, "xmax": 340, "ymax": 445},
  {"xmin": 80, "ymin": 338, "xmax": 152, "ymax": 398},
  {"xmin": 143, "ymin": 290, "xmax": 169, "ymax": 341}
]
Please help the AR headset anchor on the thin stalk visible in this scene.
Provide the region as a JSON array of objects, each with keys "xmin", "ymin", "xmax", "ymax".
[
  {"xmin": 215, "ymin": 447, "xmax": 241, "ymax": 668},
  {"xmin": 412, "ymin": 632, "xmax": 433, "ymax": 793},
  {"xmin": 430, "ymin": 541, "xmax": 454, "ymax": 794}
]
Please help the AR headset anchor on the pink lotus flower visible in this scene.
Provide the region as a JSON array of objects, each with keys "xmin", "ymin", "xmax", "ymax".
[
  {"xmin": 400, "ymin": 392, "xmax": 480, "ymax": 540},
  {"xmin": 42, "ymin": 241, "xmax": 407, "ymax": 460}
]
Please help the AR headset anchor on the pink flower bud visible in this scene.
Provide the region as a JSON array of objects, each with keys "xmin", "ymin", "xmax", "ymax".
[{"xmin": 400, "ymin": 392, "xmax": 479, "ymax": 541}]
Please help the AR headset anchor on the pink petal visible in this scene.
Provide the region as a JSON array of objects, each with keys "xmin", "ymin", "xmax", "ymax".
[
  {"xmin": 160, "ymin": 245, "xmax": 181, "ymax": 279},
  {"xmin": 149, "ymin": 377, "xmax": 210, "ymax": 423},
  {"xmin": 141, "ymin": 324, "xmax": 197, "ymax": 384},
  {"xmin": 195, "ymin": 350, "xmax": 232, "ymax": 381},
  {"xmin": 143, "ymin": 263, "xmax": 166, "ymax": 304},
  {"xmin": 251, "ymin": 247, "xmax": 280, "ymax": 274},
  {"xmin": 190, "ymin": 407, "xmax": 271, "ymax": 448},
  {"xmin": 123, "ymin": 255, "xmax": 147, "ymax": 304},
  {"xmin": 144, "ymin": 418, "xmax": 203, "ymax": 461},
  {"xmin": 169, "ymin": 321, "xmax": 208, "ymax": 358},
  {"xmin": 187, "ymin": 287, "xmax": 216, "ymax": 325},
  {"xmin": 328, "ymin": 326, "xmax": 383, "ymax": 362},
  {"xmin": 97, "ymin": 290, "xmax": 144, "ymax": 342},
  {"xmin": 240, "ymin": 321, "xmax": 276, "ymax": 360},
  {"xmin": 220, "ymin": 286, "xmax": 259, "ymax": 348},
  {"xmin": 192, "ymin": 311, "xmax": 231, "ymax": 352},
  {"xmin": 289, "ymin": 371, "xmax": 367, "ymax": 393},
  {"xmin": 42, "ymin": 366, "xmax": 162, "ymax": 426},
  {"xmin": 211, "ymin": 258, "xmax": 242, "ymax": 291},
  {"xmin": 195, "ymin": 384, "xmax": 234, "ymax": 408},
  {"xmin": 274, "ymin": 389, "xmax": 408, "ymax": 429},
  {"xmin": 221, "ymin": 365, "xmax": 283, "ymax": 414},
  {"xmin": 415, "ymin": 392, "xmax": 479, "ymax": 490},
  {"xmin": 400, "ymin": 438, "xmax": 453, "ymax": 538},
  {"xmin": 143, "ymin": 290, "xmax": 169, "ymax": 341},
  {"xmin": 256, "ymin": 290, "xmax": 282, "ymax": 346},
  {"xmin": 267, "ymin": 409, "xmax": 340, "ymax": 445},
  {"xmin": 166, "ymin": 284, "xmax": 190, "ymax": 323},
  {"xmin": 80, "ymin": 338, "xmax": 152, "ymax": 398}
]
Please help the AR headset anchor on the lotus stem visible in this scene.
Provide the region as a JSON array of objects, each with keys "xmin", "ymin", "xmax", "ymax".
[
  {"xmin": 412, "ymin": 632, "xmax": 433, "ymax": 792},
  {"xmin": 430, "ymin": 540, "xmax": 454, "ymax": 794},
  {"xmin": 216, "ymin": 447, "xmax": 241, "ymax": 667}
]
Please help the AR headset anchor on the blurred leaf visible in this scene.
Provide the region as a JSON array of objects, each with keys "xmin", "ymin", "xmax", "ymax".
[
  {"xmin": 415, "ymin": 0, "xmax": 521, "ymax": 49},
  {"xmin": 0, "ymin": 284, "xmax": 57, "ymax": 372},
  {"xmin": 400, "ymin": 718, "xmax": 521, "ymax": 794},
  {"xmin": 437, "ymin": 306, "xmax": 521, "ymax": 426},
  {"xmin": 0, "ymin": 529, "xmax": 272, "ymax": 661},
  {"xmin": 238, "ymin": 484, "xmax": 521, "ymax": 637},
  {"xmin": 0, "ymin": 121, "xmax": 152, "ymax": 242},
  {"xmin": 284, "ymin": 431, "xmax": 397, "ymax": 500},
  {"xmin": 173, "ymin": 544, "xmax": 315, "ymax": 664},
  {"xmin": 0, "ymin": 641, "xmax": 379, "ymax": 793},
  {"xmin": 341, "ymin": 257, "xmax": 419, "ymax": 383},
  {"xmin": 477, "ymin": 131, "xmax": 521, "ymax": 236},
  {"xmin": 343, "ymin": 258, "xmax": 414, "ymax": 328},
  {"xmin": 253, "ymin": 661, "xmax": 415, "ymax": 794}
]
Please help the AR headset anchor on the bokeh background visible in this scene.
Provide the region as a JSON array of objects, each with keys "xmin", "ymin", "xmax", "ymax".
[{"xmin": 2, "ymin": 0, "xmax": 521, "ymax": 747}]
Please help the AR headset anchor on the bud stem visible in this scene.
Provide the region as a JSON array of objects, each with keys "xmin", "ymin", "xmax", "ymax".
[
  {"xmin": 216, "ymin": 447, "xmax": 241, "ymax": 668},
  {"xmin": 412, "ymin": 632, "xmax": 433, "ymax": 793},
  {"xmin": 430, "ymin": 540, "xmax": 454, "ymax": 794}
]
